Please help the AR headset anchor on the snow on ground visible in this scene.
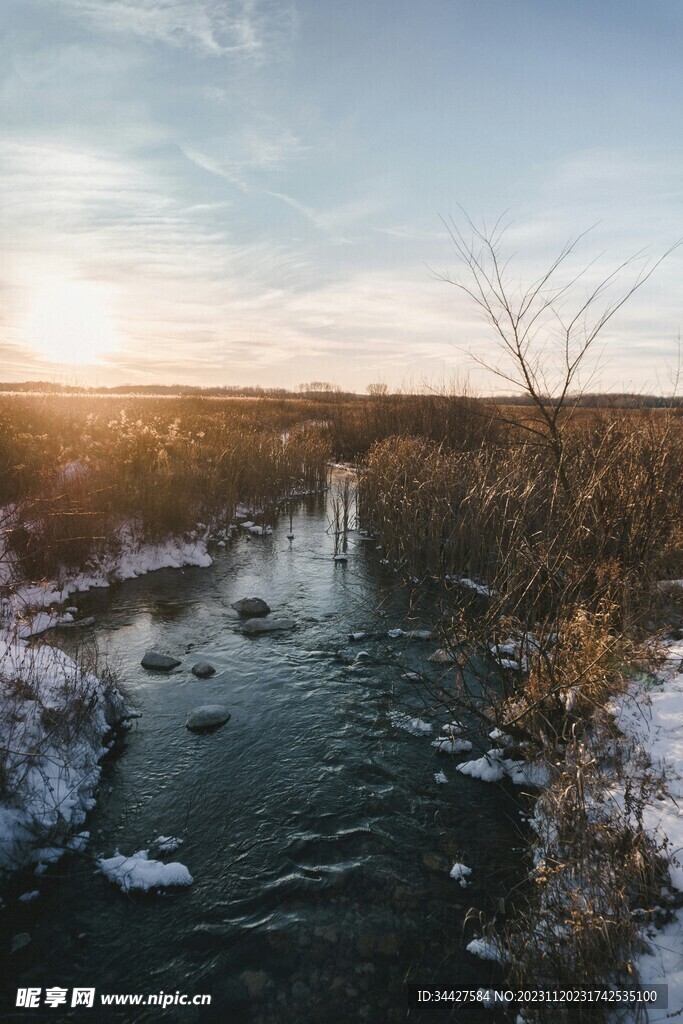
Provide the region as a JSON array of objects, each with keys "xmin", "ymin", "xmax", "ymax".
[
  {"xmin": 0, "ymin": 515, "xmax": 213, "ymax": 639},
  {"xmin": 608, "ymin": 641, "xmax": 683, "ymax": 1019},
  {"xmin": 15, "ymin": 611, "xmax": 74, "ymax": 640},
  {"xmin": 0, "ymin": 504, "xmax": 289, "ymax": 882},
  {"xmin": 444, "ymin": 575, "xmax": 498, "ymax": 597},
  {"xmin": 0, "ymin": 635, "xmax": 130, "ymax": 876},
  {"xmin": 66, "ymin": 831, "xmax": 90, "ymax": 852},
  {"xmin": 3, "ymin": 529, "xmax": 212, "ymax": 638},
  {"xmin": 97, "ymin": 849, "xmax": 192, "ymax": 893},
  {"xmin": 466, "ymin": 937, "xmax": 508, "ymax": 962}
]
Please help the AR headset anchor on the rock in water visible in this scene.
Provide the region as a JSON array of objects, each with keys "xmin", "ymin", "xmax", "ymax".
[
  {"xmin": 242, "ymin": 618, "xmax": 295, "ymax": 635},
  {"xmin": 185, "ymin": 705, "xmax": 231, "ymax": 731},
  {"xmin": 428, "ymin": 648, "xmax": 461, "ymax": 665},
  {"xmin": 231, "ymin": 597, "xmax": 271, "ymax": 617},
  {"xmin": 10, "ymin": 933, "xmax": 31, "ymax": 955},
  {"xmin": 141, "ymin": 650, "xmax": 181, "ymax": 671},
  {"xmin": 191, "ymin": 661, "xmax": 216, "ymax": 678}
]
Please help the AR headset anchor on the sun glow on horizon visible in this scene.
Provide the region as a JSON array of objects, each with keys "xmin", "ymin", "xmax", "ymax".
[{"xmin": 21, "ymin": 278, "xmax": 121, "ymax": 366}]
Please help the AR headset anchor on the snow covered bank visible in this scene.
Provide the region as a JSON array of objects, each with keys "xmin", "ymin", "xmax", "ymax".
[
  {"xmin": 1, "ymin": 524, "xmax": 213, "ymax": 638},
  {"xmin": 610, "ymin": 641, "xmax": 683, "ymax": 1019},
  {"xmin": 0, "ymin": 520, "xmax": 211, "ymax": 876},
  {"xmin": 479, "ymin": 638, "xmax": 683, "ymax": 1022},
  {"xmin": 0, "ymin": 635, "xmax": 130, "ymax": 876}
]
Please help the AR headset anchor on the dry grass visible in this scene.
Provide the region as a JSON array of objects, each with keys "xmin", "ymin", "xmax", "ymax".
[
  {"xmin": 354, "ymin": 402, "xmax": 683, "ymax": 1016},
  {"xmin": 359, "ymin": 409, "xmax": 683, "ymax": 624},
  {"xmin": 0, "ymin": 395, "xmax": 330, "ymax": 583},
  {"xmin": 503, "ymin": 722, "xmax": 670, "ymax": 1023}
]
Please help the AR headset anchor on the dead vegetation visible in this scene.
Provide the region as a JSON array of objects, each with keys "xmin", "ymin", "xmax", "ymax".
[{"xmin": 0, "ymin": 394, "xmax": 330, "ymax": 585}]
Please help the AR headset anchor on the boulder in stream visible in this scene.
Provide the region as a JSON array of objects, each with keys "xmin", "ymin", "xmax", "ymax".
[
  {"xmin": 231, "ymin": 597, "xmax": 271, "ymax": 617},
  {"xmin": 185, "ymin": 705, "xmax": 231, "ymax": 731},
  {"xmin": 141, "ymin": 650, "xmax": 181, "ymax": 671},
  {"xmin": 191, "ymin": 661, "xmax": 216, "ymax": 678},
  {"xmin": 242, "ymin": 617, "xmax": 295, "ymax": 635}
]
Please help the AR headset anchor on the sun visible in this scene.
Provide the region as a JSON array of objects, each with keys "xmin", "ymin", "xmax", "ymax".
[{"xmin": 21, "ymin": 278, "xmax": 121, "ymax": 365}]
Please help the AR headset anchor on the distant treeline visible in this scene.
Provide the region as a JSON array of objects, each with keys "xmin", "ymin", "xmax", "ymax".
[
  {"xmin": 499, "ymin": 392, "xmax": 683, "ymax": 408},
  {"xmin": 0, "ymin": 381, "xmax": 681, "ymax": 406},
  {"xmin": 0, "ymin": 382, "xmax": 302, "ymax": 398}
]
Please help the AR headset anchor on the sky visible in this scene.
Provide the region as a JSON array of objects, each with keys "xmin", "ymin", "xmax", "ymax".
[{"xmin": 0, "ymin": 0, "xmax": 682, "ymax": 392}]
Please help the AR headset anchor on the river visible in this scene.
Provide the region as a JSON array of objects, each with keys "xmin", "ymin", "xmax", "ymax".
[{"xmin": 3, "ymin": 490, "xmax": 524, "ymax": 1023}]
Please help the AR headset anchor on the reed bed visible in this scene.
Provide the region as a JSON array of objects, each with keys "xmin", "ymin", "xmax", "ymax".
[
  {"xmin": 358, "ymin": 409, "xmax": 683, "ymax": 624},
  {"xmin": 0, "ymin": 395, "xmax": 330, "ymax": 584},
  {"xmin": 357, "ymin": 406, "xmax": 683, "ymax": 1015},
  {"xmin": 326, "ymin": 390, "xmax": 500, "ymax": 457}
]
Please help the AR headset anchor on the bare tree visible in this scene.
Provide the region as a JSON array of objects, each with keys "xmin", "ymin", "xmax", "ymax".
[{"xmin": 437, "ymin": 212, "xmax": 680, "ymax": 499}]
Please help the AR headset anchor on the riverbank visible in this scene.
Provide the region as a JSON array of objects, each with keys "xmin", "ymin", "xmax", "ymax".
[
  {"xmin": 0, "ymin": 516, "xmax": 216, "ymax": 877},
  {"xmin": 0, "ymin": 529, "xmax": 218, "ymax": 878},
  {"xmin": 0, "ymin": 632, "xmax": 130, "ymax": 877},
  {"xmin": 613, "ymin": 637, "xmax": 683, "ymax": 1020}
]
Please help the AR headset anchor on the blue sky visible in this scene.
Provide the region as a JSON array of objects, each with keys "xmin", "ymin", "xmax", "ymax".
[{"xmin": 1, "ymin": 0, "xmax": 681, "ymax": 391}]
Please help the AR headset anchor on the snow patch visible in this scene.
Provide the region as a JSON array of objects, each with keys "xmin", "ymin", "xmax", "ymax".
[
  {"xmin": 18, "ymin": 890, "xmax": 40, "ymax": 902},
  {"xmin": 466, "ymin": 937, "xmax": 508, "ymax": 962},
  {"xmin": 154, "ymin": 836, "xmax": 184, "ymax": 853},
  {"xmin": 388, "ymin": 712, "xmax": 433, "ymax": 736},
  {"xmin": 450, "ymin": 862, "xmax": 472, "ymax": 887},
  {"xmin": 457, "ymin": 749, "xmax": 549, "ymax": 787},
  {"xmin": 97, "ymin": 849, "xmax": 193, "ymax": 893},
  {"xmin": 432, "ymin": 736, "xmax": 473, "ymax": 754},
  {"xmin": 609, "ymin": 641, "xmax": 683, "ymax": 1018},
  {"xmin": 3, "ymin": 524, "xmax": 213, "ymax": 637}
]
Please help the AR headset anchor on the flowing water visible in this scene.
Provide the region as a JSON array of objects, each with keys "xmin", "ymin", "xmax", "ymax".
[{"xmin": 3, "ymin": 491, "xmax": 525, "ymax": 1023}]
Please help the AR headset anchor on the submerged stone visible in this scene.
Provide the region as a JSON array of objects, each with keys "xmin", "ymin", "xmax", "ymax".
[
  {"xmin": 141, "ymin": 650, "xmax": 181, "ymax": 671},
  {"xmin": 185, "ymin": 705, "xmax": 231, "ymax": 731},
  {"xmin": 428, "ymin": 648, "xmax": 461, "ymax": 665},
  {"xmin": 242, "ymin": 617, "xmax": 295, "ymax": 635},
  {"xmin": 191, "ymin": 661, "xmax": 216, "ymax": 678},
  {"xmin": 10, "ymin": 933, "xmax": 31, "ymax": 955},
  {"xmin": 231, "ymin": 597, "xmax": 271, "ymax": 617},
  {"xmin": 422, "ymin": 852, "xmax": 450, "ymax": 874}
]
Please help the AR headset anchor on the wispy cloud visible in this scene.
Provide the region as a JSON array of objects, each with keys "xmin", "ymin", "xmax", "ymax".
[
  {"xmin": 2, "ymin": 0, "xmax": 682, "ymax": 393},
  {"xmin": 45, "ymin": 0, "xmax": 293, "ymax": 59},
  {"xmin": 180, "ymin": 145, "xmax": 251, "ymax": 191},
  {"xmin": 181, "ymin": 143, "xmax": 387, "ymax": 233},
  {"xmin": 264, "ymin": 189, "xmax": 387, "ymax": 232}
]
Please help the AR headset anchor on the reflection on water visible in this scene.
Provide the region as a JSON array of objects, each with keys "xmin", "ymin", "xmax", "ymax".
[{"xmin": 3, "ymin": 493, "xmax": 524, "ymax": 1022}]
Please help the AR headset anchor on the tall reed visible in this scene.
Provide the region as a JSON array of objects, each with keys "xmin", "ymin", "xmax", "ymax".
[{"xmin": 0, "ymin": 395, "xmax": 331, "ymax": 584}]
